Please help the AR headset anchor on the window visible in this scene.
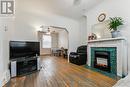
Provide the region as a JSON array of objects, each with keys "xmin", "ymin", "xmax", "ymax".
[{"xmin": 42, "ymin": 35, "xmax": 51, "ymax": 48}]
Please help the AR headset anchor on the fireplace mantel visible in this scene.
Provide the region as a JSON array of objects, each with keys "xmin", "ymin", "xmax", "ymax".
[
  {"xmin": 88, "ymin": 37, "xmax": 126, "ymax": 43},
  {"xmin": 87, "ymin": 37, "xmax": 128, "ymax": 77}
]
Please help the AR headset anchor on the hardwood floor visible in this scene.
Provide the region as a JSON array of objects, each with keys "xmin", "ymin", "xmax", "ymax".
[{"xmin": 5, "ymin": 56, "xmax": 117, "ymax": 87}]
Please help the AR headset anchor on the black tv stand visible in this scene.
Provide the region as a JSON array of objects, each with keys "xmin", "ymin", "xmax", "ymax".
[{"xmin": 10, "ymin": 56, "xmax": 40, "ymax": 77}]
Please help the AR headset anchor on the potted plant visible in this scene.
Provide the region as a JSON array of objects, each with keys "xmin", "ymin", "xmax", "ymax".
[{"xmin": 108, "ymin": 17, "xmax": 124, "ymax": 38}]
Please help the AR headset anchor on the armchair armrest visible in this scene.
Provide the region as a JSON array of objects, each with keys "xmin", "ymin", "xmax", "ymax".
[
  {"xmin": 70, "ymin": 52, "xmax": 78, "ymax": 55},
  {"xmin": 69, "ymin": 52, "xmax": 80, "ymax": 58}
]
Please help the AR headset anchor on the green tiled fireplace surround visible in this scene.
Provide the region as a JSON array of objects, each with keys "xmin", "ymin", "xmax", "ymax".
[{"xmin": 91, "ymin": 47, "xmax": 117, "ymax": 75}]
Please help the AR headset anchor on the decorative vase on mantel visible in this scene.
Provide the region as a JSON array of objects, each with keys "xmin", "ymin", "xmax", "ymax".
[
  {"xmin": 108, "ymin": 17, "xmax": 124, "ymax": 38},
  {"xmin": 111, "ymin": 30, "xmax": 120, "ymax": 38}
]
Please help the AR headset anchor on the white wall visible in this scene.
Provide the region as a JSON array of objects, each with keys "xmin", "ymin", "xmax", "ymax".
[
  {"xmin": 0, "ymin": 19, "xmax": 5, "ymax": 86},
  {"xmin": 11, "ymin": 0, "xmax": 81, "ymax": 53},
  {"xmin": 79, "ymin": 16, "xmax": 87, "ymax": 45},
  {"xmin": 0, "ymin": 1, "xmax": 83, "ymax": 84},
  {"xmin": 0, "ymin": 17, "xmax": 14, "ymax": 86},
  {"xmin": 0, "ymin": 0, "xmax": 88, "ymax": 85},
  {"xmin": 85, "ymin": 0, "xmax": 130, "ymax": 70},
  {"xmin": 58, "ymin": 30, "xmax": 69, "ymax": 49}
]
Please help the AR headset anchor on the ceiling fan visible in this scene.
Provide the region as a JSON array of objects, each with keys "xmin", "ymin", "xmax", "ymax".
[
  {"xmin": 73, "ymin": 0, "xmax": 82, "ymax": 6},
  {"xmin": 40, "ymin": 25, "xmax": 51, "ymax": 34},
  {"xmin": 47, "ymin": 28, "xmax": 50, "ymax": 32},
  {"xmin": 45, "ymin": 27, "xmax": 51, "ymax": 35}
]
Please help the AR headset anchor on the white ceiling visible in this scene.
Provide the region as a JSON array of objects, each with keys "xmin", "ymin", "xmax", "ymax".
[
  {"xmin": 40, "ymin": 0, "xmax": 104, "ymax": 19},
  {"xmin": 18, "ymin": 0, "xmax": 103, "ymax": 20}
]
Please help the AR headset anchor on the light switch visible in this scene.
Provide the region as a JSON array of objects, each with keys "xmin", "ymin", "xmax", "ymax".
[{"xmin": 4, "ymin": 25, "xmax": 8, "ymax": 31}]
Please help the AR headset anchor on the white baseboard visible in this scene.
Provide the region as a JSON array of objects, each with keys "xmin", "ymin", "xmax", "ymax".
[{"xmin": 0, "ymin": 70, "xmax": 10, "ymax": 87}]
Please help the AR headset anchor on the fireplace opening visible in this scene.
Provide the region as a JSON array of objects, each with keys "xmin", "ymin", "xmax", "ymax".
[{"xmin": 94, "ymin": 51, "xmax": 111, "ymax": 72}]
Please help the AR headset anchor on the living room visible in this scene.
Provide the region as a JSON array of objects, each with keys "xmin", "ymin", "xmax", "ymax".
[{"xmin": 0, "ymin": 0, "xmax": 130, "ymax": 87}]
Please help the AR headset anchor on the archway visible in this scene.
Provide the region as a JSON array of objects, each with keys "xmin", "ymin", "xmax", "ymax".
[{"xmin": 38, "ymin": 26, "xmax": 69, "ymax": 58}]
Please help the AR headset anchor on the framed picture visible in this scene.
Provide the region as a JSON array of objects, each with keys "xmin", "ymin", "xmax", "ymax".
[{"xmin": 98, "ymin": 13, "xmax": 106, "ymax": 22}]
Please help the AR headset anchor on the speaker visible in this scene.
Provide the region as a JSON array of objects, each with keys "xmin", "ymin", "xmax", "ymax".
[
  {"xmin": 10, "ymin": 57, "xmax": 40, "ymax": 77},
  {"xmin": 10, "ymin": 61, "xmax": 16, "ymax": 77},
  {"xmin": 37, "ymin": 57, "xmax": 41, "ymax": 70}
]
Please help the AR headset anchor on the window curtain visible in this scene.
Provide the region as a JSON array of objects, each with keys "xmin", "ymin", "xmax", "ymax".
[
  {"xmin": 51, "ymin": 33, "xmax": 59, "ymax": 49},
  {"xmin": 38, "ymin": 31, "xmax": 44, "ymax": 48},
  {"xmin": 38, "ymin": 31, "xmax": 59, "ymax": 55}
]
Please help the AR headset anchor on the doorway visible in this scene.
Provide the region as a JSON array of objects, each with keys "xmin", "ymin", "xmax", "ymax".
[{"xmin": 38, "ymin": 26, "xmax": 69, "ymax": 58}]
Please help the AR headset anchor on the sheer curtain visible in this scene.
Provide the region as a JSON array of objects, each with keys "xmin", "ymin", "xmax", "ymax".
[
  {"xmin": 38, "ymin": 31, "xmax": 59, "ymax": 55},
  {"xmin": 38, "ymin": 32, "xmax": 51, "ymax": 55}
]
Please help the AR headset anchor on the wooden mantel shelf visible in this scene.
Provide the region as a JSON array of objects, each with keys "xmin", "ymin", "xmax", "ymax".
[{"xmin": 88, "ymin": 37, "xmax": 126, "ymax": 43}]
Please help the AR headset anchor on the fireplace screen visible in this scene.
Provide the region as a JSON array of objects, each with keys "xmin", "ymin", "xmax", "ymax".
[
  {"xmin": 91, "ymin": 47, "xmax": 117, "ymax": 75},
  {"xmin": 97, "ymin": 57, "xmax": 108, "ymax": 66},
  {"xmin": 94, "ymin": 51, "xmax": 111, "ymax": 72}
]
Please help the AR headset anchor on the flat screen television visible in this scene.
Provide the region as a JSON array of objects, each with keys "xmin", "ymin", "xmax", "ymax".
[{"xmin": 10, "ymin": 41, "xmax": 40, "ymax": 60}]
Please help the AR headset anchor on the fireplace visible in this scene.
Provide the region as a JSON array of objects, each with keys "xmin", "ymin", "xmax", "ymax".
[
  {"xmin": 91, "ymin": 47, "xmax": 117, "ymax": 75},
  {"xmin": 88, "ymin": 38, "xmax": 128, "ymax": 77},
  {"xmin": 94, "ymin": 51, "xmax": 111, "ymax": 72}
]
